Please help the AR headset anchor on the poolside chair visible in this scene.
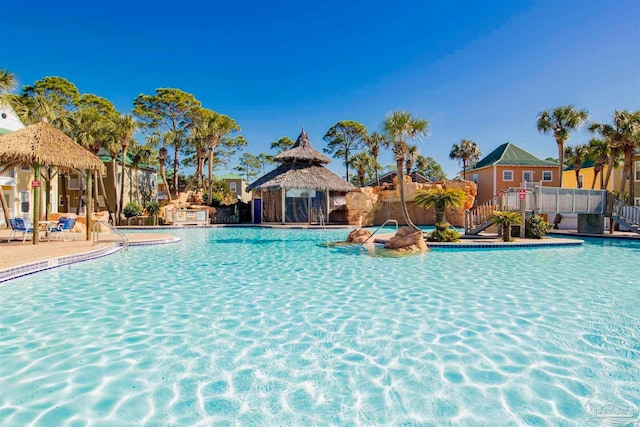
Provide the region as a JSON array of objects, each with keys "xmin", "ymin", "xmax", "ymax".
[
  {"xmin": 49, "ymin": 217, "xmax": 77, "ymax": 241},
  {"xmin": 9, "ymin": 217, "xmax": 36, "ymax": 243}
]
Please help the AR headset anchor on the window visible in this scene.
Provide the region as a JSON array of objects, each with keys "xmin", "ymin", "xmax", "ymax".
[
  {"xmin": 635, "ymin": 161, "xmax": 640, "ymax": 181},
  {"xmin": 522, "ymin": 171, "xmax": 533, "ymax": 183},
  {"xmin": 20, "ymin": 191, "xmax": 30, "ymax": 214},
  {"xmin": 229, "ymin": 182, "xmax": 237, "ymax": 193},
  {"xmin": 472, "ymin": 173, "xmax": 478, "ymax": 184},
  {"xmin": 542, "ymin": 171, "xmax": 553, "ymax": 182},
  {"xmin": 502, "ymin": 170, "xmax": 513, "ymax": 181}
]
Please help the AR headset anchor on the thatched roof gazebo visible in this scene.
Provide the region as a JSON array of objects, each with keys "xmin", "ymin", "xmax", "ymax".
[
  {"xmin": 248, "ymin": 128, "xmax": 355, "ymax": 224},
  {"xmin": 0, "ymin": 119, "xmax": 105, "ymax": 244}
]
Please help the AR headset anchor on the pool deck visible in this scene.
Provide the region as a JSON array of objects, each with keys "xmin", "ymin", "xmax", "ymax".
[{"xmin": 0, "ymin": 226, "xmax": 638, "ymax": 283}]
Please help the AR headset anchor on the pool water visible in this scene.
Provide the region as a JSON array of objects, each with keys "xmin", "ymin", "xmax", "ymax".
[{"xmin": 1, "ymin": 228, "xmax": 639, "ymax": 426}]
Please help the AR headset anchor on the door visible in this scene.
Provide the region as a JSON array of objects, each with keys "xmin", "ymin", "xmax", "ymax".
[{"xmin": 253, "ymin": 198, "xmax": 262, "ymax": 224}]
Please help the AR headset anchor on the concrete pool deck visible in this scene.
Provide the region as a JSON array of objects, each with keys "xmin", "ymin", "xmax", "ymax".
[{"xmin": 0, "ymin": 226, "xmax": 638, "ymax": 283}]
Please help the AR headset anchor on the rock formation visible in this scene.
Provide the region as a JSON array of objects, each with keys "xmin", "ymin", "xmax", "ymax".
[
  {"xmin": 346, "ymin": 178, "xmax": 476, "ymax": 227},
  {"xmin": 383, "ymin": 227, "xmax": 428, "ymax": 252},
  {"xmin": 346, "ymin": 228, "xmax": 373, "ymax": 243}
]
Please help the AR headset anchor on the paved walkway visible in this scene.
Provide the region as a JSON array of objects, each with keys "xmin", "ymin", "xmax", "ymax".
[{"xmin": 0, "ymin": 229, "xmax": 175, "ymax": 272}]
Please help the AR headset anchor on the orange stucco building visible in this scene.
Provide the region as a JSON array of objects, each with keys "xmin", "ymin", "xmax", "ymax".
[{"xmin": 465, "ymin": 142, "xmax": 560, "ymax": 204}]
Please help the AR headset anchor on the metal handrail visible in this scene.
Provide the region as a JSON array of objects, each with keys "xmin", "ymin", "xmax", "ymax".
[
  {"xmin": 360, "ymin": 219, "xmax": 398, "ymax": 245},
  {"xmin": 93, "ymin": 220, "xmax": 129, "ymax": 252}
]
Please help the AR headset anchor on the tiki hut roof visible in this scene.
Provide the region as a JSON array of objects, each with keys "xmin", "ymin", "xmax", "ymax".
[
  {"xmin": 273, "ymin": 128, "xmax": 331, "ymax": 164},
  {"xmin": 0, "ymin": 120, "xmax": 105, "ymax": 173},
  {"xmin": 247, "ymin": 162, "xmax": 356, "ymax": 192}
]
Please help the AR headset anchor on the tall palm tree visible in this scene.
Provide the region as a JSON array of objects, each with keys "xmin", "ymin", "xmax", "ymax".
[
  {"xmin": 449, "ymin": 139, "xmax": 481, "ymax": 180},
  {"xmin": 364, "ymin": 132, "xmax": 389, "ymax": 186},
  {"xmin": 564, "ymin": 144, "xmax": 590, "ymax": 188},
  {"xmin": 116, "ymin": 115, "xmax": 138, "ymax": 224},
  {"xmin": 536, "ymin": 105, "xmax": 589, "ymax": 187},
  {"xmin": 381, "ymin": 110, "xmax": 430, "ymax": 231}
]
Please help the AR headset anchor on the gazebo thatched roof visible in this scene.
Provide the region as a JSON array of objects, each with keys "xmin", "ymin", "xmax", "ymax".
[
  {"xmin": 247, "ymin": 162, "xmax": 356, "ymax": 192},
  {"xmin": 273, "ymin": 128, "xmax": 331, "ymax": 164},
  {"xmin": 0, "ymin": 120, "xmax": 105, "ymax": 173}
]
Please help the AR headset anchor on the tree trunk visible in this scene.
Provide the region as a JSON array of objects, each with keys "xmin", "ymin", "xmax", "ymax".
[
  {"xmin": 207, "ymin": 141, "xmax": 218, "ymax": 204},
  {"xmin": 462, "ymin": 159, "xmax": 467, "ymax": 181},
  {"xmin": 119, "ymin": 147, "xmax": 128, "ymax": 225},
  {"xmin": 344, "ymin": 151, "xmax": 350, "ymax": 182},
  {"xmin": 575, "ymin": 168, "xmax": 582, "ymax": 188},
  {"xmin": 61, "ymin": 174, "xmax": 68, "ymax": 213},
  {"xmin": 98, "ymin": 174, "xmax": 114, "ymax": 224},
  {"xmin": 603, "ymin": 148, "xmax": 619, "ymax": 190},
  {"xmin": 396, "ymin": 156, "xmax": 419, "ymax": 231},
  {"xmin": 173, "ymin": 146, "xmax": 180, "ymax": 196},
  {"xmin": 557, "ymin": 140, "xmax": 564, "ymax": 188},
  {"xmin": 502, "ymin": 223, "xmax": 511, "ymax": 242},
  {"xmin": 111, "ymin": 157, "xmax": 119, "ymax": 222}
]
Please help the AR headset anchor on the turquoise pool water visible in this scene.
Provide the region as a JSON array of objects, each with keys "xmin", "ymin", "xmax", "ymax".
[{"xmin": 1, "ymin": 228, "xmax": 639, "ymax": 426}]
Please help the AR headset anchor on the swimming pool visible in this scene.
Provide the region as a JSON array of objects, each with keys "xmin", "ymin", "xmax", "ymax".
[{"xmin": 1, "ymin": 227, "xmax": 638, "ymax": 426}]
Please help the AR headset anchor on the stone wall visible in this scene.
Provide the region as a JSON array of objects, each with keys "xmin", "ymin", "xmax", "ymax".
[{"xmin": 346, "ymin": 178, "xmax": 477, "ymax": 227}]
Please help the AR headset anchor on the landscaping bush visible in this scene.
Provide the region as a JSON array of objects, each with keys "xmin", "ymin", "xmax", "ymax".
[
  {"xmin": 525, "ymin": 215, "xmax": 554, "ymax": 239},
  {"xmin": 123, "ymin": 202, "xmax": 143, "ymax": 218}
]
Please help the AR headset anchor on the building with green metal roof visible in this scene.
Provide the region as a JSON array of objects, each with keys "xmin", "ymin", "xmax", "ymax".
[{"xmin": 466, "ymin": 142, "xmax": 560, "ymax": 204}]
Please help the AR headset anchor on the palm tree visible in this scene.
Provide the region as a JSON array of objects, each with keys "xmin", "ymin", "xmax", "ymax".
[
  {"xmin": 415, "ymin": 187, "xmax": 466, "ymax": 225},
  {"xmin": 587, "ymin": 138, "xmax": 611, "ymax": 189},
  {"xmin": 449, "ymin": 139, "xmax": 481, "ymax": 180},
  {"xmin": 414, "ymin": 187, "xmax": 466, "ymax": 242},
  {"xmin": 590, "ymin": 110, "xmax": 640, "ymax": 202},
  {"xmin": 564, "ymin": 144, "xmax": 590, "ymax": 188},
  {"xmin": 195, "ymin": 110, "xmax": 241, "ymax": 203},
  {"xmin": 0, "ymin": 68, "xmax": 17, "ymax": 94},
  {"xmin": 350, "ymin": 151, "xmax": 375, "ymax": 187},
  {"xmin": 115, "ymin": 115, "xmax": 138, "ymax": 224},
  {"xmin": 492, "ymin": 210, "xmax": 523, "ymax": 242},
  {"xmin": 381, "ymin": 110, "xmax": 429, "ymax": 231},
  {"xmin": 537, "ymin": 105, "xmax": 589, "ymax": 187},
  {"xmin": 405, "ymin": 145, "xmax": 418, "ymax": 176},
  {"xmin": 364, "ymin": 132, "xmax": 388, "ymax": 186}
]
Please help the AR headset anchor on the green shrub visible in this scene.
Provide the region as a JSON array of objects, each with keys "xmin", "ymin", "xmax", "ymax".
[
  {"xmin": 123, "ymin": 202, "xmax": 143, "ymax": 218},
  {"xmin": 525, "ymin": 215, "xmax": 554, "ymax": 239},
  {"xmin": 427, "ymin": 222, "xmax": 461, "ymax": 242}
]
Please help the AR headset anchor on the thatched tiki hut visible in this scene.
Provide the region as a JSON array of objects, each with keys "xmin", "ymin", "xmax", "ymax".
[
  {"xmin": 248, "ymin": 128, "xmax": 355, "ymax": 224},
  {"xmin": 0, "ymin": 119, "xmax": 105, "ymax": 244}
]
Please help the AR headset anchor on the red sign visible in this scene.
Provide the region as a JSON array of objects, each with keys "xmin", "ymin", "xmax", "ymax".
[
  {"xmin": 32, "ymin": 180, "xmax": 41, "ymax": 187},
  {"xmin": 498, "ymin": 191, "xmax": 504, "ymax": 197},
  {"xmin": 519, "ymin": 189, "xmax": 526, "ymax": 200}
]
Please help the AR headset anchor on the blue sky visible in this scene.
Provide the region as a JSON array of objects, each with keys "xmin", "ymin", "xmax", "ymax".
[{"xmin": 2, "ymin": 0, "xmax": 639, "ymax": 179}]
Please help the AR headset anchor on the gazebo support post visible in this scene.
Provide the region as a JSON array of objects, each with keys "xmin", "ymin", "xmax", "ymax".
[
  {"xmin": 44, "ymin": 167, "xmax": 52, "ymax": 220},
  {"xmin": 0, "ymin": 187, "xmax": 9, "ymax": 228},
  {"xmin": 281, "ymin": 189, "xmax": 286, "ymax": 224},
  {"xmin": 32, "ymin": 163, "xmax": 41, "ymax": 245},
  {"xmin": 86, "ymin": 169, "xmax": 93, "ymax": 241}
]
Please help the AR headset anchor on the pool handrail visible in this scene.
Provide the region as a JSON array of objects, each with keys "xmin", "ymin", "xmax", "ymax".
[
  {"xmin": 360, "ymin": 219, "xmax": 398, "ymax": 245},
  {"xmin": 93, "ymin": 220, "xmax": 129, "ymax": 252}
]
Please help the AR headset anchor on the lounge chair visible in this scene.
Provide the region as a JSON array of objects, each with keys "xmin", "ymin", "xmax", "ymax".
[
  {"xmin": 9, "ymin": 217, "xmax": 36, "ymax": 243},
  {"xmin": 49, "ymin": 217, "xmax": 77, "ymax": 241}
]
